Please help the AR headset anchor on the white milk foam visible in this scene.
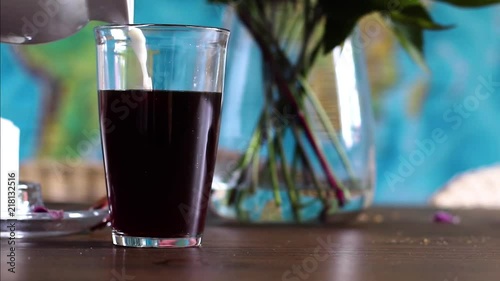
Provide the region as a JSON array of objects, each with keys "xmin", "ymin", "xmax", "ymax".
[{"xmin": 127, "ymin": 0, "xmax": 153, "ymax": 90}]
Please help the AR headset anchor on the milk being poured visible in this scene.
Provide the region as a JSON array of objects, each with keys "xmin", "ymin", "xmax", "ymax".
[{"xmin": 127, "ymin": 0, "xmax": 153, "ymax": 90}]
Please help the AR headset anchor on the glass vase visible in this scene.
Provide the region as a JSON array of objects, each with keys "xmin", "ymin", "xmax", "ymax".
[{"xmin": 210, "ymin": 8, "xmax": 375, "ymax": 223}]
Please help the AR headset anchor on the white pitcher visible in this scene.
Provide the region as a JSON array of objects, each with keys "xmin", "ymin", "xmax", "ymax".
[{"xmin": 0, "ymin": 0, "xmax": 133, "ymax": 44}]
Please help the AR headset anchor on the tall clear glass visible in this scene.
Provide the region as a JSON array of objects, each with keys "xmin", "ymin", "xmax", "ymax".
[{"xmin": 94, "ymin": 24, "xmax": 229, "ymax": 248}]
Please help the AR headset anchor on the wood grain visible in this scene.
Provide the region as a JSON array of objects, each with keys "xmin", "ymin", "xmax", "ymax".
[{"xmin": 2, "ymin": 208, "xmax": 499, "ymax": 281}]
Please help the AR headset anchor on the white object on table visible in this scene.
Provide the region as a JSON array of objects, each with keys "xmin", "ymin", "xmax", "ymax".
[
  {"xmin": 1, "ymin": 117, "xmax": 20, "ymax": 219},
  {"xmin": 431, "ymin": 164, "xmax": 500, "ymax": 209}
]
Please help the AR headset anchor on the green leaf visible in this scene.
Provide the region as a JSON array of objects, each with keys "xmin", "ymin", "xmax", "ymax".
[
  {"xmin": 390, "ymin": 5, "xmax": 454, "ymax": 30},
  {"xmin": 322, "ymin": 18, "xmax": 357, "ymax": 53},
  {"xmin": 386, "ymin": 16, "xmax": 428, "ymax": 71},
  {"xmin": 319, "ymin": 0, "xmax": 375, "ymax": 19},
  {"xmin": 369, "ymin": 0, "xmax": 423, "ymax": 10},
  {"xmin": 318, "ymin": 0, "xmax": 375, "ymax": 53},
  {"xmin": 433, "ymin": 0, "xmax": 500, "ymax": 7}
]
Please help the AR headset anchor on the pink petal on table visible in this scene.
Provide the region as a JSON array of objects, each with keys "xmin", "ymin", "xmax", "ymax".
[
  {"xmin": 47, "ymin": 209, "xmax": 64, "ymax": 220},
  {"xmin": 32, "ymin": 205, "xmax": 64, "ymax": 220},
  {"xmin": 433, "ymin": 211, "xmax": 460, "ymax": 224},
  {"xmin": 32, "ymin": 205, "xmax": 49, "ymax": 212}
]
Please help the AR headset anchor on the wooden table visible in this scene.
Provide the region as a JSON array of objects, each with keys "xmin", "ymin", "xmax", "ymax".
[{"xmin": 2, "ymin": 208, "xmax": 499, "ymax": 281}]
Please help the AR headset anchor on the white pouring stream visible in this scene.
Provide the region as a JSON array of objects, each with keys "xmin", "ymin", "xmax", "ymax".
[{"xmin": 127, "ymin": 0, "xmax": 153, "ymax": 90}]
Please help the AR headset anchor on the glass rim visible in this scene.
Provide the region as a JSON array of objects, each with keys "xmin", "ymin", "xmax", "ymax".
[{"xmin": 94, "ymin": 23, "xmax": 230, "ymax": 35}]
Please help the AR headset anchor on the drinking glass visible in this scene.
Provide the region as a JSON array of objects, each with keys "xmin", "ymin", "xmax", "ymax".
[{"xmin": 94, "ymin": 24, "xmax": 229, "ymax": 248}]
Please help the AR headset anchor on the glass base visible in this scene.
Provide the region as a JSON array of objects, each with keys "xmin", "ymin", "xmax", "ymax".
[{"xmin": 112, "ymin": 230, "xmax": 202, "ymax": 248}]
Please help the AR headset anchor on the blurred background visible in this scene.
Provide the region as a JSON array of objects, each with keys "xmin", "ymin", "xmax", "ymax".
[{"xmin": 1, "ymin": 0, "xmax": 499, "ymax": 206}]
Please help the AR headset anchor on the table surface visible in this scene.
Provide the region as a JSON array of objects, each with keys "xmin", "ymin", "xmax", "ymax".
[{"xmin": 1, "ymin": 208, "xmax": 499, "ymax": 281}]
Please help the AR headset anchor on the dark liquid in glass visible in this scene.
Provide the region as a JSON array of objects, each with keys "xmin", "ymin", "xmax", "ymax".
[{"xmin": 99, "ymin": 89, "xmax": 222, "ymax": 238}]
